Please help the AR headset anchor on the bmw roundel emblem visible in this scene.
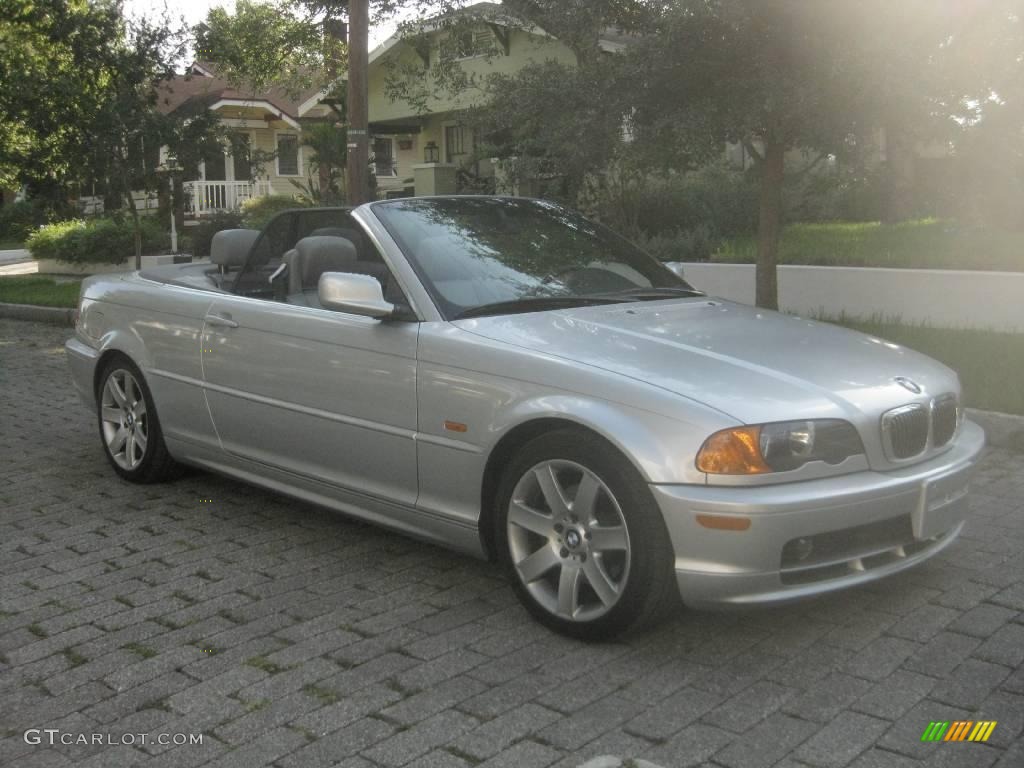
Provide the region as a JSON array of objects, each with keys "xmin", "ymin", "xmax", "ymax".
[{"xmin": 894, "ymin": 377, "xmax": 922, "ymax": 394}]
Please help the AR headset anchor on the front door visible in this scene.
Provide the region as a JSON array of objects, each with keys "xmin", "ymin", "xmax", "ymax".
[
  {"xmin": 200, "ymin": 209, "xmax": 420, "ymax": 506},
  {"xmin": 201, "ymin": 297, "xmax": 419, "ymax": 505}
]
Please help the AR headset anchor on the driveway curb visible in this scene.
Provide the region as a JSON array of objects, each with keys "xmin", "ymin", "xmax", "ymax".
[
  {"xmin": 0, "ymin": 302, "xmax": 74, "ymax": 325},
  {"xmin": 968, "ymin": 407, "xmax": 1024, "ymax": 453}
]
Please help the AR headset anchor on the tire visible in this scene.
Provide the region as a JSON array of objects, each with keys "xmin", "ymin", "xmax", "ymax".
[
  {"xmin": 96, "ymin": 356, "xmax": 181, "ymax": 483},
  {"xmin": 494, "ymin": 428, "xmax": 678, "ymax": 640}
]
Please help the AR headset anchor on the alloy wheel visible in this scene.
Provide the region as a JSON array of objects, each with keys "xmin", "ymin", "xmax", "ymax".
[
  {"xmin": 506, "ymin": 460, "xmax": 631, "ymax": 621},
  {"xmin": 100, "ymin": 369, "xmax": 149, "ymax": 471}
]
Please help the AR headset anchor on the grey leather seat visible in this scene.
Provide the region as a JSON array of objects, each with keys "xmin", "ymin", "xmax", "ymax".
[{"xmin": 285, "ymin": 236, "xmax": 359, "ymax": 306}]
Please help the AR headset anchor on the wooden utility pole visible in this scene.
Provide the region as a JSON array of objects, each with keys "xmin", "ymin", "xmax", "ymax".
[
  {"xmin": 346, "ymin": 0, "xmax": 370, "ymax": 205},
  {"xmin": 323, "ymin": 17, "xmax": 347, "ymax": 202}
]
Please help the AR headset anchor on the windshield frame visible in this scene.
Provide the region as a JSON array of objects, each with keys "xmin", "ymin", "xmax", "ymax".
[{"xmin": 368, "ymin": 196, "xmax": 699, "ymax": 321}]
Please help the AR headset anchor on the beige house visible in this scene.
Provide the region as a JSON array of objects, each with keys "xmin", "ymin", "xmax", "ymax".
[
  {"xmin": 367, "ymin": 2, "xmax": 626, "ymax": 197},
  {"xmin": 156, "ymin": 61, "xmax": 335, "ymax": 216},
  {"xmin": 154, "ymin": 3, "xmax": 620, "ymax": 214}
]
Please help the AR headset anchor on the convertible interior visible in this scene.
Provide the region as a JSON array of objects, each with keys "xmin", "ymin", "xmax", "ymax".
[{"xmin": 138, "ymin": 212, "xmax": 404, "ymax": 310}]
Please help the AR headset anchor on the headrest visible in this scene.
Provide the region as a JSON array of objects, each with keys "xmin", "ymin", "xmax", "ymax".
[
  {"xmin": 210, "ymin": 229, "xmax": 260, "ymax": 267},
  {"xmin": 310, "ymin": 227, "xmax": 357, "ymax": 239},
  {"xmin": 295, "ymin": 236, "xmax": 358, "ymax": 287}
]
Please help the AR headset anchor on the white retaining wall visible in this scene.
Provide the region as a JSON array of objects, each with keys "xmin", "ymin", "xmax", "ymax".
[{"xmin": 679, "ymin": 263, "xmax": 1024, "ymax": 332}]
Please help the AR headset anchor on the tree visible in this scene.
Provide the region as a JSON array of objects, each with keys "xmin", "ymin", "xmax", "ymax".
[
  {"xmin": 627, "ymin": 0, "xmax": 991, "ymax": 309},
  {"xmin": 194, "ymin": 0, "xmax": 329, "ymax": 97},
  {"xmin": 0, "ymin": 0, "xmax": 118, "ymax": 205},
  {"xmin": 1, "ymin": 1, "xmax": 231, "ymax": 265}
]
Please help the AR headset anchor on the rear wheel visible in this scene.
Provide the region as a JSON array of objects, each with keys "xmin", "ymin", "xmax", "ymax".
[
  {"xmin": 495, "ymin": 429, "xmax": 677, "ymax": 640},
  {"xmin": 97, "ymin": 357, "xmax": 180, "ymax": 483}
]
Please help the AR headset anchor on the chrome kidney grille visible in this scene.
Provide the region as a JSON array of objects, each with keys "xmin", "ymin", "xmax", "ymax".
[
  {"xmin": 881, "ymin": 395, "xmax": 959, "ymax": 461},
  {"xmin": 932, "ymin": 394, "xmax": 959, "ymax": 447}
]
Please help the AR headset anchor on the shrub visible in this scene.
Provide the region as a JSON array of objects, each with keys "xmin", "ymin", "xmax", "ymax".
[
  {"xmin": 579, "ymin": 162, "xmax": 759, "ymax": 240},
  {"xmin": 188, "ymin": 212, "xmax": 243, "ymax": 258},
  {"xmin": 240, "ymin": 194, "xmax": 307, "ymax": 230},
  {"xmin": 27, "ymin": 216, "xmax": 167, "ymax": 264},
  {"xmin": 0, "ymin": 200, "xmax": 52, "ymax": 241},
  {"xmin": 785, "ymin": 169, "xmax": 887, "ymax": 223},
  {"xmin": 633, "ymin": 225, "xmax": 717, "ymax": 262}
]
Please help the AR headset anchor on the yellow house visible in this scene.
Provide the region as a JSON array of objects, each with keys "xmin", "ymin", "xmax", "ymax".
[
  {"xmin": 157, "ymin": 2, "xmax": 620, "ymax": 213},
  {"xmin": 367, "ymin": 2, "xmax": 626, "ymax": 197},
  {"xmin": 157, "ymin": 61, "xmax": 335, "ymax": 216}
]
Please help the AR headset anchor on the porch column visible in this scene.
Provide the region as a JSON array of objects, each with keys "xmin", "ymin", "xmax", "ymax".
[{"xmin": 412, "ymin": 163, "xmax": 457, "ymax": 196}]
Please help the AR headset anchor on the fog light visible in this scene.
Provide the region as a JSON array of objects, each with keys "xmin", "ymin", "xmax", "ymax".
[{"xmin": 792, "ymin": 537, "xmax": 814, "ymax": 561}]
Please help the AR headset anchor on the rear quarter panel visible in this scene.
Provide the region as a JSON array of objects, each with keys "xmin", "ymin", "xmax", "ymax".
[{"xmin": 80, "ymin": 274, "xmax": 219, "ymax": 449}]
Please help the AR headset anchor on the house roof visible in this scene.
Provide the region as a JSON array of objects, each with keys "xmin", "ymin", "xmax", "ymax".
[
  {"xmin": 368, "ymin": 1, "xmax": 633, "ymax": 65},
  {"xmin": 156, "ymin": 63, "xmax": 326, "ymax": 123}
]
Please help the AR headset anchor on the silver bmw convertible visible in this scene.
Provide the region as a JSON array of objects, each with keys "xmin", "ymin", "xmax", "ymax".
[{"xmin": 67, "ymin": 196, "xmax": 985, "ymax": 639}]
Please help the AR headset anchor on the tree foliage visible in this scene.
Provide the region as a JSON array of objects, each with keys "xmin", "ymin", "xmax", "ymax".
[
  {"xmin": 0, "ymin": 0, "xmax": 234, "ymax": 265},
  {"xmin": 0, "ymin": 0, "xmax": 118, "ymax": 196},
  {"xmin": 194, "ymin": 0, "xmax": 332, "ymax": 97}
]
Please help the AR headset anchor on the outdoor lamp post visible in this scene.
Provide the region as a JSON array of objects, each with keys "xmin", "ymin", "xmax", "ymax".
[{"xmin": 165, "ymin": 157, "xmax": 179, "ymax": 254}]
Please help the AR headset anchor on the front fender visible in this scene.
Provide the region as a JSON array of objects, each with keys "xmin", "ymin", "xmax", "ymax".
[{"xmin": 491, "ymin": 394, "xmax": 714, "ymax": 486}]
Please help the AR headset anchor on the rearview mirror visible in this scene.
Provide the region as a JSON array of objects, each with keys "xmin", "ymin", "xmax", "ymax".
[{"xmin": 318, "ymin": 272, "xmax": 395, "ymax": 319}]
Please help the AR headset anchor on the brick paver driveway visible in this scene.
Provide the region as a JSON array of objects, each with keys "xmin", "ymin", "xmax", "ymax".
[{"xmin": 2, "ymin": 317, "xmax": 1022, "ymax": 768}]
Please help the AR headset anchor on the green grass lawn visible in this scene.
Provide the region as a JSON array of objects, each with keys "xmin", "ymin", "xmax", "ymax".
[
  {"xmin": 714, "ymin": 219, "xmax": 1024, "ymax": 271},
  {"xmin": 820, "ymin": 314, "xmax": 1024, "ymax": 416},
  {"xmin": 0, "ymin": 239, "xmax": 25, "ymax": 250},
  {"xmin": 0, "ymin": 276, "xmax": 81, "ymax": 308}
]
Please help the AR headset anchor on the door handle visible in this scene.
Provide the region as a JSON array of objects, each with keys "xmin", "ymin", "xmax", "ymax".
[{"xmin": 204, "ymin": 312, "xmax": 239, "ymax": 328}]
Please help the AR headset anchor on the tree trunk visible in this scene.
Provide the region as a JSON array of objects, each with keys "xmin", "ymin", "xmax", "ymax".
[{"xmin": 755, "ymin": 139, "xmax": 785, "ymax": 310}]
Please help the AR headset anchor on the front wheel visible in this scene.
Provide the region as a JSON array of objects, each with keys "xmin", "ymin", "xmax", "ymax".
[
  {"xmin": 97, "ymin": 357, "xmax": 180, "ymax": 483},
  {"xmin": 495, "ymin": 429, "xmax": 677, "ymax": 640}
]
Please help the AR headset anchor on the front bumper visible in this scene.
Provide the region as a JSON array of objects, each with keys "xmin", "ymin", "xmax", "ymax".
[{"xmin": 654, "ymin": 419, "xmax": 986, "ymax": 608}]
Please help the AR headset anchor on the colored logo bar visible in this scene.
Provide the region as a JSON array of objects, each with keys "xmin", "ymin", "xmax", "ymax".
[{"xmin": 921, "ymin": 721, "xmax": 997, "ymax": 742}]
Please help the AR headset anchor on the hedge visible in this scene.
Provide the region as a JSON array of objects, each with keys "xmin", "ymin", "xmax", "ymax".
[
  {"xmin": 0, "ymin": 200, "xmax": 51, "ymax": 241},
  {"xmin": 240, "ymin": 194, "xmax": 310, "ymax": 230},
  {"xmin": 27, "ymin": 217, "xmax": 168, "ymax": 265}
]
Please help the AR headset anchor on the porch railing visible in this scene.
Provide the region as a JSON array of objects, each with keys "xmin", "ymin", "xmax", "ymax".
[{"xmin": 184, "ymin": 179, "xmax": 273, "ymax": 216}]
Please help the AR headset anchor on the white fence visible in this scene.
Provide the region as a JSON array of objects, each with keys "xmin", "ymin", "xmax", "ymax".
[
  {"xmin": 184, "ymin": 180, "xmax": 273, "ymax": 216},
  {"xmin": 678, "ymin": 262, "xmax": 1024, "ymax": 332}
]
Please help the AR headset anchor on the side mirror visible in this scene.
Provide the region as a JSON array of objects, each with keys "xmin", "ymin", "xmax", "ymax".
[
  {"xmin": 664, "ymin": 261, "xmax": 686, "ymax": 279},
  {"xmin": 318, "ymin": 272, "xmax": 395, "ymax": 319}
]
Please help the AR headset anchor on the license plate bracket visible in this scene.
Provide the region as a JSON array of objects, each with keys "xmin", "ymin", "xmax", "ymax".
[{"xmin": 913, "ymin": 466, "xmax": 971, "ymax": 540}]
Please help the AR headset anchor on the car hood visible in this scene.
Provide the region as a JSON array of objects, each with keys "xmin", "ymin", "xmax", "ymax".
[{"xmin": 454, "ymin": 298, "xmax": 960, "ymax": 426}]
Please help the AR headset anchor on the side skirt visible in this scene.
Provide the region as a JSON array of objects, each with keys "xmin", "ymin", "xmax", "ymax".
[{"xmin": 165, "ymin": 436, "xmax": 486, "ymax": 559}]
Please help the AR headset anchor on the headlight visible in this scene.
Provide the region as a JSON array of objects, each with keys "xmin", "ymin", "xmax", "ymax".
[{"xmin": 696, "ymin": 419, "xmax": 864, "ymax": 475}]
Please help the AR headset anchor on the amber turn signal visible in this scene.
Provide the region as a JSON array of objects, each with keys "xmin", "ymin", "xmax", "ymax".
[
  {"xmin": 696, "ymin": 514, "xmax": 752, "ymax": 531},
  {"xmin": 696, "ymin": 426, "xmax": 772, "ymax": 474}
]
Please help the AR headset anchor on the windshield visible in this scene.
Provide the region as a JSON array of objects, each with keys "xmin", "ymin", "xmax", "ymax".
[{"xmin": 371, "ymin": 197, "xmax": 698, "ymax": 320}]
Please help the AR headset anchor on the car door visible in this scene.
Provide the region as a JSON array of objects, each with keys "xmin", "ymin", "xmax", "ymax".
[{"xmin": 201, "ymin": 212, "xmax": 420, "ymax": 506}]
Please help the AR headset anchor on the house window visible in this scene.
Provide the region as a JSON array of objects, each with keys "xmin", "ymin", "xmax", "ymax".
[
  {"xmin": 448, "ymin": 27, "xmax": 499, "ymax": 60},
  {"xmin": 276, "ymin": 133, "xmax": 300, "ymax": 176},
  {"xmin": 445, "ymin": 124, "xmax": 472, "ymax": 164},
  {"xmin": 373, "ymin": 138, "xmax": 396, "ymax": 177}
]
